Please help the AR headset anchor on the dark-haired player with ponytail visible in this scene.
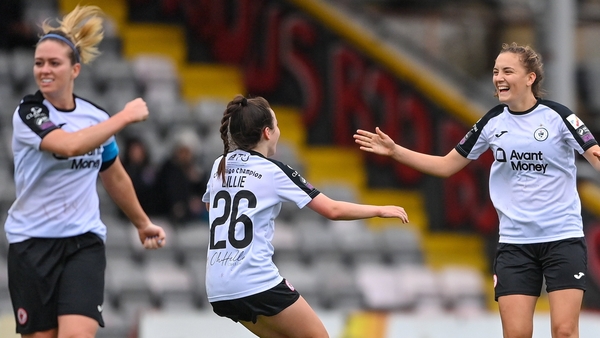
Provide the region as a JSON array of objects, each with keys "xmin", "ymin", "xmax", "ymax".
[
  {"xmin": 5, "ymin": 6, "xmax": 166, "ymax": 337},
  {"xmin": 202, "ymin": 95, "xmax": 409, "ymax": 337}
]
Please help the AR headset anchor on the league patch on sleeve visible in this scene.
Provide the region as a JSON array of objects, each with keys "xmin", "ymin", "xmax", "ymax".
[
  {"xmin": 566, "ymin": 114, "xmax": 595, "ymax": 143},
  {"xmin": 566, "ymin": 114, "xmax": 583, "ymax": 129},
  {"xmin": 19, "ymin": 102, "xmax": 58, "ymax": 137},
  {"xmin": 459, "ymin": 124, "xmax": 476, "ymax": 145},
  {"xmin": 577, "ymin": 125, "xmax": 595, "ymax": 143}
]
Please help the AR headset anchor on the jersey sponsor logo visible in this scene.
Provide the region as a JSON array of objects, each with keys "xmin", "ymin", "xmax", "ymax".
[
  {"xmin": 495, "ymin": 148, "xmax": 507, "ymax": 162},
  {"xmin": 494, "ymin": 130, "xmax": 508, "ymax": 137},
  {"xmin": 574, "ymin": 272, "xmax": 585, "ymax": 279},
  {"xmin": 71, "ymin": 158, "xmax": 100, "ymax": 169},
  {"xmin": 17, "ymin": 308, "xmax": 28, "ymax": 325},
  {"xmin": 53, "ymin": 153, "xmax": 69, "ymax": 160},
  {"xmin": 509, "ymin": 150, "xmax": 547, "ymax": 173},
  {"xmin": 54, "ymin": 147, "xmax": 102, "ymax": 168},
  {"xmin": 496, "ymin": 148, "xmax": 548, "ymax": 173},
  {"xmin": 534, "ymin": 127, "xmax": 548, "ymax": 141}
]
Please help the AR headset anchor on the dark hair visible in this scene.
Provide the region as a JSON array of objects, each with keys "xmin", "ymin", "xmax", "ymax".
[
  {"xmin": 498, "ymin": 42, "xmax": 545, "ymax": 98},
  {"xmin": 217, "ymin": 95, "xmax": 273, "ymax": 181}
]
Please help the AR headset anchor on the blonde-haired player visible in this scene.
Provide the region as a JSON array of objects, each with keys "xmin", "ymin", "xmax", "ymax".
[{"xmin": 5, "ymin": 6, "xmax": 166, "ymax": 337}]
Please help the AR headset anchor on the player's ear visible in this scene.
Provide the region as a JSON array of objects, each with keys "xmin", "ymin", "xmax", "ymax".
[{"xmin": 262, "ymin": 126, "xmax": 271, "ymax": 140}]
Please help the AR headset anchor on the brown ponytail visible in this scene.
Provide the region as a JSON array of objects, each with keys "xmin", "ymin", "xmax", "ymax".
[{"xmin": 216, "ymin": 95, "xmax": 272, "ymax": 181}]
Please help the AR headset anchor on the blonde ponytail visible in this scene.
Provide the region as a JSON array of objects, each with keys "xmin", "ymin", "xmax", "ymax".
[{"xmin": 39, "ymin": 5, "xmax": 104, "ymax": 64}]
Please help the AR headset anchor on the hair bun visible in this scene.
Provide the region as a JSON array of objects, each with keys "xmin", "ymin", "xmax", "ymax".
[{"xmin": 241, "ymin": 97, "xmax": 247, "ymax": 106}]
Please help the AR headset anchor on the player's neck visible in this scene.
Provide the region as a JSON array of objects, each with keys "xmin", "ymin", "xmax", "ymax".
[
  {"xmin": 251, "ymin": 143, "xmax": 269, "ymax": 158},
  {"xmin": 43, "ymin": 91, "xmax": 75, "ymax": 111}
]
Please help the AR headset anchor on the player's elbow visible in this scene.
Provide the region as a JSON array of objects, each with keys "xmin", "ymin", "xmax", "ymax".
[
  {"xmin": 54, "ymin": 144, "xmax": 86, "ymax": 158},
  {"xmin": 322, "ymin": 203, "xmax": 347, "ymax": 220}
]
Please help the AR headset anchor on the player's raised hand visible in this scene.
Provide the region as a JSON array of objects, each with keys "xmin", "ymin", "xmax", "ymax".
[
  {"xmin": 354, "ymin": 127, "xmax": 396, "ymax": 157},
  {"xmin": 137, "ymin": 223, "xmax": 167, "ymax": 249},
  {"xmin": 380, "ymin": 206, "xmax": 409, "ymax": 223},
  {"xmin": 121, "ymin": 98, "xmax": 149, "ymax": 124}
]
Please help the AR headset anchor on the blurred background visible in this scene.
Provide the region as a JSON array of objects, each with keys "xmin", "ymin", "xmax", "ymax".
[{"xmin": 2, "ymin": 0, "xmax": 600, "ymax": 337}]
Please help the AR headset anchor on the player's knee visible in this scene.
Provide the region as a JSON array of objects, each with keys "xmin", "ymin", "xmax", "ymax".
[
  {"xmin": 551, "ymin": 321, "xmax": 578, "ymax": 338},
  {"xmin": 502, "ymin": 326, "xmax": 533, "ymax": 338}
]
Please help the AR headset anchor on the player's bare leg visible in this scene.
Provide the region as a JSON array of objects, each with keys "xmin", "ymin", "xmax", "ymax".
[{"xmin": 240, "ymin": 296, "xmax": 328, "ymax": 338}]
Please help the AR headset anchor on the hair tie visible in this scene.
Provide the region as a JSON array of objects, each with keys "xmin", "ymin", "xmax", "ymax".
[
  {"xmin": 39, "ymin": 33, "xmax": 81, "ymax": 64},
  {"xmin": 241, "ymin": 97, "xmax": 248, "ymax": 107}
]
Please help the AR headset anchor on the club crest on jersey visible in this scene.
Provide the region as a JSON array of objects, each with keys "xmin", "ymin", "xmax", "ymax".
[{"xmin": 534, "ymin": 127, "xmax": 548, "ymax": 141}]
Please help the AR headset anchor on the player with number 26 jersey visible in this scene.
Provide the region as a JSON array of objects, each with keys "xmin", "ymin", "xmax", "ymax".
[{"xmin": 202, "ymin": 149, "xmax": 319, "ymax": 302}]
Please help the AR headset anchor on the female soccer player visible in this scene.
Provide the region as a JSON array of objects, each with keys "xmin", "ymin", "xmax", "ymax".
[
  {"xmin": 355, "ymin": 42, "xmax": 600, "ymax": 338},
  {"xmin": 5, "ymin": 6, "xmax": 166, "ymax": 337},
  {"xmin": 203, "ymin": 95, "xmax": 409, "ymax": 337}
]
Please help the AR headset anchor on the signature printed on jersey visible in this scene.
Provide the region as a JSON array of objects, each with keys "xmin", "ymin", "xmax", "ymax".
[{"xmin": 210, "ymin": 250, "xmax": 247, "ymax": 266}]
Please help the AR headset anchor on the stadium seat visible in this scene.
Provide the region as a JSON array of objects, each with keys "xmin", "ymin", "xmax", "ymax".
[
  {"xmin": 144, "ymin": 256, "xmax": 194, "ymax": 310},
  {"xmin": 328, "ymin": 219, "xmax": 383, "ymax": 265},
  {"xmin": 276, "ymin": 260, "xmax": 320, "ymax": 306},
  {"xmin": 313, "ymin": 259, "xmax": 362, "ymax": 310},
  {"xmin": 437, "ymin": 265, "xmax": 487, "ymax": 316},
  {"xmin": 354, "ymin": 262, "xmax": 399, "ymax": 310},
  {"xmin": 173, "ymin": 221, "xmax": 210, "ymax": 265}
]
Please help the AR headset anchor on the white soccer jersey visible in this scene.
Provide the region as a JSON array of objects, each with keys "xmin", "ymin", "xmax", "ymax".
[
  {"xmin": 4, "ymin": 91, "xmax": 119, "ymax": 243},
  {"xmin": 202, "ymin": 149, "xmax": 320, "ymax": 302},
  {"xmin": 455, "ymin": 99, "xmax": 597, "ymax": 244}
]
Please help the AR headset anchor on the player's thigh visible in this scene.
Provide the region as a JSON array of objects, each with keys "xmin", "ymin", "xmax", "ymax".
[
  {"xmin": 548, "ymin": 289, "xmax": 583, "ymax": 336},
  {"xmin": 22, "ymin": 329, "xmax": 58, "ymax": 338},
  {"xmin": 498, "ymin": 294, "xmax": 537, "ymax": 338},
  {"xmin": 241, "ymin": 296, "xmax": 329, "ymax": 338},
  {"xmin": 57, "ymin": 315, "xmax": 98, "ymax": 338}
]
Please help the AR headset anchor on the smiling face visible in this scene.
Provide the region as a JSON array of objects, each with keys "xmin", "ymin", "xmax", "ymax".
[
  {"xmin": 493, "ymin": 52, "xmax": 537, "ymax": 111},
  {"xmin": 34, "ymin": 39, "xmax": 79, "ymax": 100}
]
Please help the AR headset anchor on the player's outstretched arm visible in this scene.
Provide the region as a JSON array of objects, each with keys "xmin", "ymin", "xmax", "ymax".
[
  {"xmin": 354, "ymin": 127, "xmax": 471, "ymax": 178},
  {"xmin": 41, "ymin": 98, "xmax": 150, "ymax": 158},
  {"xmin": 99, "ymin": 157, "xmax": 166, "ymax": 249},
  {"xmin": 307, "ymin": 194, "xmax": 408, "ymax": 223}
]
